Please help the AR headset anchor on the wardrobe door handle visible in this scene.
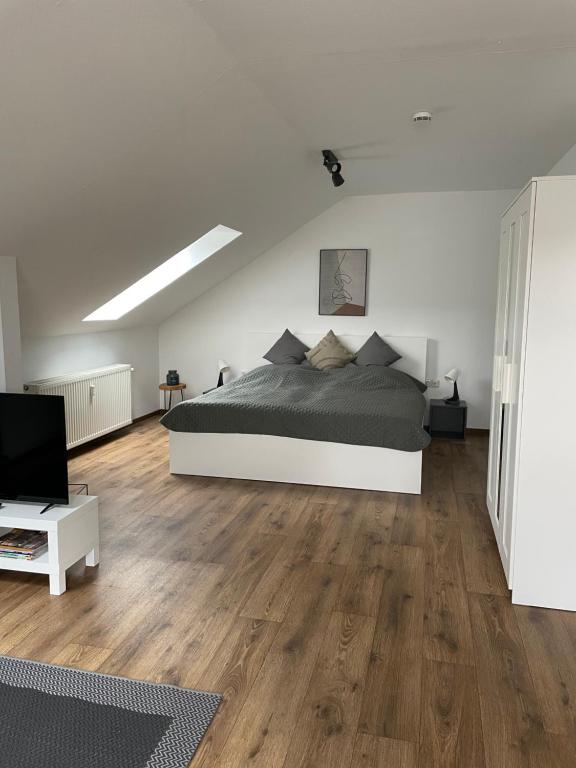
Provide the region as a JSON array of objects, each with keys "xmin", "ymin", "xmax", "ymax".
[
  {"xmin": 493, "ymin": 356, "xmax": 504, "ymax": 392},
  {"xmin": 501, "ymin": 363, "xmax": 516, "ymax": 404}
]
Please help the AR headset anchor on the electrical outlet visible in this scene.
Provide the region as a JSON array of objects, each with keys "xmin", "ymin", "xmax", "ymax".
[{"xmin": 426, "ymin": 379, "xmax": 440, "ymax": 388}]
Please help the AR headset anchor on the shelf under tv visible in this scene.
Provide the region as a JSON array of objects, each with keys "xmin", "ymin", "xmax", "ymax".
[
  {"xmin": 0, "ymin": 495, "xmax": 99, "ymax": 594},
  {"xmin": 0, "ymin": 548, "xmax": 51, "ymax": 574}
]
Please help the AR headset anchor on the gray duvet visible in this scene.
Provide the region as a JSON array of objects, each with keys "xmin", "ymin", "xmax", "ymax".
[{"xmin": 160, "ymin": 364, "xmax": 431, "ymax": 452}]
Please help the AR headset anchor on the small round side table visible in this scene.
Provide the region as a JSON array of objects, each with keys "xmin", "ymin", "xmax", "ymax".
[{"xmin": 159, "ymin": 382, "xmax": 186, "ymax": 410}]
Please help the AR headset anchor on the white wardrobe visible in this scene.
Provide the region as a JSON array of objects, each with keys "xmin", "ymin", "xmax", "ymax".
[{"xmin": 487, "ymin": 176, "xmax": 576, "ymax": 611}]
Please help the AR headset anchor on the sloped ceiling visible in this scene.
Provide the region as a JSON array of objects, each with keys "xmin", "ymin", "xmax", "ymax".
[{"xmin": 2, "ymin": 0, "xmax": 576, "ymax": 336}]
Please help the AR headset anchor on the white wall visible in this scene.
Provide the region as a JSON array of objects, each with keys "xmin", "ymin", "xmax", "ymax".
[
  {"xmin": 548, "ymin": 143, "xmax": 576, "ymax": 175},
  {"xmin": 23, "ymin": 326, "xmax": 159, "ymax": 419},
  {"xmin": 0, "ymin": 258, "xmax": 23, "ymax": 392},
  {"xmin": 159, "ymin": 190, "xmax": 516, "ymax": 428}
]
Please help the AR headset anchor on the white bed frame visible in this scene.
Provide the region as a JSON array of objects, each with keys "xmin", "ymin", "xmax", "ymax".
[{"xmin": 168, "ymin": 332, "xmax": 428, "ymax": 494}]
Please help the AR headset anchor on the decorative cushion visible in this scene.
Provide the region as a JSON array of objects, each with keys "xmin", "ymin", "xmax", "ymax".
[
  {"xmin": 305, "ymin": 330, "xmax": 355, "ymax": 370},
  {"xmin": 264, "ymin": 329, "xmax": 309, "ymax": 365},
  {"xmin": 355, "ymin": 332, "xmax": 401, "ymax": 367}
]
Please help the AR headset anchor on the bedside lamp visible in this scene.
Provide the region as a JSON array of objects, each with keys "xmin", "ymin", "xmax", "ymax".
[
  {"xmin": 217, "ymin": 359, "xmax": 230, "ymax": 388},
  {"xmin": 444, "ymin": 368, "xmax": 461, "ymax": 405}
]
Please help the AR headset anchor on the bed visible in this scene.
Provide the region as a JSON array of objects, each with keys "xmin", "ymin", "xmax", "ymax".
[{"xmin": 161, "ymin": 333, "xmax": 430, "ymax": 494}]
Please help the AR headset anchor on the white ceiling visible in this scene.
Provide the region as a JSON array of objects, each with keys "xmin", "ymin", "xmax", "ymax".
[{"xmin": 2, "ymin": 0, "xmax": 575, "ymax": 336}]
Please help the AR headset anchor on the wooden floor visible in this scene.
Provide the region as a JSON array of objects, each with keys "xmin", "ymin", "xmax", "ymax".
[{"xmin": 2, "ymin": 417, "xmax": 576, "ymax": 767}]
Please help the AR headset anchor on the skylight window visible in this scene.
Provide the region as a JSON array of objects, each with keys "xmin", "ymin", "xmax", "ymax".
[{"xmin": 83, "ymin": 224, "xmax": 242, "ymax": 321}]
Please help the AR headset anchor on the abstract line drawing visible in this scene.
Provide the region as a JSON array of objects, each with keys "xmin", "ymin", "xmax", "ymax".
[
  {"xmin": 331, "ymin": 253, "xmax": 353, "ymax": 306},
  {"xmin": 319, "ymin": 249, "xmax": 367, "ymax": 316}
]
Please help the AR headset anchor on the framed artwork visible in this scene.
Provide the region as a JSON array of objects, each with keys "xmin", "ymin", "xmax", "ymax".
[{"xmin": 319, "ymin": 249, "xmax": 367, "ymax": 316}]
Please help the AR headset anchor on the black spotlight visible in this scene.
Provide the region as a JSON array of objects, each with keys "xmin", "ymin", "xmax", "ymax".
[
  {"xmin": 322, "ymin": 149, "xmax": 345, "ymax": 188},
  {"xmin": 330, "ymin": 162, "xmax": 344, "ymax": 187}
]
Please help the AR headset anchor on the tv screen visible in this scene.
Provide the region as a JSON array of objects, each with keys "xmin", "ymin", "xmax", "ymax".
[{"xmin": 0, "ymin": 393, "xmax": 69, "ymax": 506}]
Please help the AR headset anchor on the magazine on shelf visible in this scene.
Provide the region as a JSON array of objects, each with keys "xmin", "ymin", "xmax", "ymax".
[{"xmin": 0, "ymin": 529, "xmax": 48, "ymax": 559}]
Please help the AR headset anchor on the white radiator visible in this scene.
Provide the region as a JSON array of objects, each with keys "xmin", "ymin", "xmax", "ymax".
[{"xmin": 25, "ymin": 364, "xmax": 133, "ymax": 449}]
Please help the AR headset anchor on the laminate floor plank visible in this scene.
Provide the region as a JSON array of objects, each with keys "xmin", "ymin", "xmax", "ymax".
[
  {"xmin": 418, "ymin": 658, "xmax": 485, "ymax": 768},
  {"xmin": 241, "ymin": 504, "xmax": 333, "ymax": 622},
  {"xmin": 0, "ymin": 580, "xmax": 45, "ymax": 621},
  {"xmin": 390, "ymin": 495, "xmax": 426, "ymax": 547},
  {"xmin": 208, "ymin": 534, "xmax": 286, "ymax": 614},
  {"xmin": 8, "ymin": 585, "xmax": 140, "ymax": 663},
  {"xmin": 51, "ymin": 643, "xmax": 115, "ymax": 671},
  {"xmin": 334, "ymin": 496, "xmax": 394, "ymax": 618},
  {"xmin": 351, "ymin": 733, "xmax": 417, "ymax": 768},
  {"xmin": 514, "ymin": 605, "xmax": 576, "ymax": 736},
  {"xmin": 357, "ymin": 493, "xmax": 399, "ymax": 560},
  {"xmin": 451, "ymin": 436, "xmax": 488, "ymax": 495},
  {"xmin": 423, "ymin": 519, "xmax": 475, "ymax": 665},
  {"xmin": 215, "ymin": 563, "xmax": 344, "ymax": 768},
  {"xmin": 420, "ymin": 490, "xmax": 458, "ymax": 522},
  {"xmin": 190, "ymin": 617, "xmax": 280, "ymax": 767},
  {"xmin": 457, "ymin": 494, "xmax": 509, "ymax": 597},
  {"xmin": 282, "ymin": 611, "xmax": 376, "ymax": 768},
  {"xmin": 468, "ymin": 593, "xmax": 553, "ymax": 768},
  {"xmin": 0, "ymin": 619, "xmax": 38, "ymax": 655},
  {"xmin": 421, "ymin": 440, "xmax": 452, "ymax": 494},
  {"xmin": 336, "ymin": 563, "xmax": 386, "ymax": 619},
  {"xmin": 310, "ymin": 501, "xmax": 364, "ymax": 566},
  {"xmin": 194, "ymin": 494, "xmax": 271, "ymax": 565},
  {"xmin": 334, "ymin": 493, "xmax": 398, "ymax": 619},
  {"xmin": 100, "ymin": 566, "xmax": 233, "ymax": 685},
  {"xmin": 358, "ymin": 544, "xmax": 425, "ymax": 743},
  {"xmin": 546, "ymin": 734, "xmax": 576, "ymax": 768},
  {"xmin": 257, "ymin": 486, "xmax": 312, "ymax": 536},
  {"xmin": 104, "ymin": 603, "xmax": 237, "ymax": 687}
]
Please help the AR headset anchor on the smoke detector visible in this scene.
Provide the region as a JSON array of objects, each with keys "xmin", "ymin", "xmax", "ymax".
[{"xmin": 412, "ymin": 111, "xmax": 432, "ymax": 123}]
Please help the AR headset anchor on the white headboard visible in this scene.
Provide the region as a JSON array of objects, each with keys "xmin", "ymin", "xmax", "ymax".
[{"xmin": 244, "ymin": 332, "xmax": 428, "ymax": 382}]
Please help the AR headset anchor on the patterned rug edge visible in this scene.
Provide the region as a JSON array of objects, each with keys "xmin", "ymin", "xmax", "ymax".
[{"xmin": 0, "ymin": 654, "xmax": 223, "ymax": 768}]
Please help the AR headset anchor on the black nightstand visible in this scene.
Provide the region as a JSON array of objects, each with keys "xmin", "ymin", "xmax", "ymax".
[{"xmin": 429, "ymin": 399, "xmax": 467, "ymax": 439}]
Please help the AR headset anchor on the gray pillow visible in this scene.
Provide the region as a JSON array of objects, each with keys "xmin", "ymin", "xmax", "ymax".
[
  {"xmin": 355, "ymin": 332, "xmax": 401, "ymax": 367},
  {"xmin": 264, "ymin": 329, "xmax": 309, "ymax": 365}
]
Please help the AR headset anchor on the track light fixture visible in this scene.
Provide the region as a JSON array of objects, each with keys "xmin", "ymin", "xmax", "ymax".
[{"xmin": 322, "ymin": 149, "xmax": 345, "ymax": 187}]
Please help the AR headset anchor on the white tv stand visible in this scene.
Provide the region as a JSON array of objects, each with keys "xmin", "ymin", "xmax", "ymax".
[{"xmin": 0, "ymin": 495, "xmax": 99, "ymax": 595}]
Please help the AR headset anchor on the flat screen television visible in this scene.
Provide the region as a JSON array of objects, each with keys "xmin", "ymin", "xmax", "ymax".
[{"xmin": 0, "ymin": 393, "xmax": 69, "ymax": 509}]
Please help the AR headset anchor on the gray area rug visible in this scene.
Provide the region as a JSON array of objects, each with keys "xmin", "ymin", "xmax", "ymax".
[{"xmin": 0, "ymin": 655, "xmax": 222, "ymax": 767}]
